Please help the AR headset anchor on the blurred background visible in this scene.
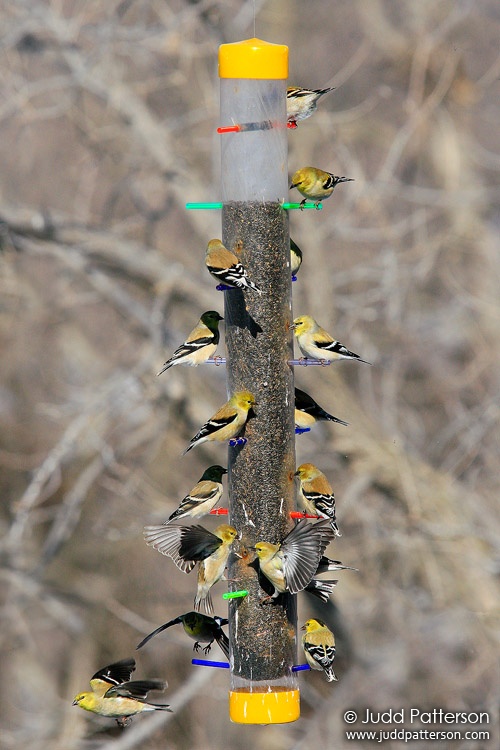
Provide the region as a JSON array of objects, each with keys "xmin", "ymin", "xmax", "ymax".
[{"xmin": 0, "ymin": 1, "xmax": 499, "ymax": 748}]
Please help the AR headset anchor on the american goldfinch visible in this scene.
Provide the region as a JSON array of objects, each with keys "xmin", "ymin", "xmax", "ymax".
[
  {"xmin": 295, "ymin": 387, "xmax": 348, "ymax": 429},
  {"xmin": 205, "ymin": 239, "xmax": 261, "ymax": 295},
  {"xmin": 137, "ymin": 611, "xmax": 229, "ymax": 660},
  {"xmin": 292, "ymin": 315, "xmax": 370, "ymax": 364},
  {"xmin": 157, "ymin": 311, "xmax": 223, "ymax": 375},
  {"xmin": 290, "ymin": 238, "xmax": 303, "ymax": 276},
  {"xmin": 164, "ymin": 465, "xmax": 227, "ymax": 524},
  {"xmin": 183, "ymin": 390, "xmax": 256, "ymax": 454},
  {"xmin": 301, "ymin": 618, "xmax": 337, "ymax": 682},
  {"xmin": 143, "ymin": 523, "xmax": 239, "ymax": 615},
  {"xmin": 72, "ymin": 658, "xmax": 171, "ymax": 726},
  {"xmin": 252, "ymin": 518, "xmax": 335, "ymax": 600},
  {"xmin": 295, "ymin": 463, "xmax": 340, "ymax": 536},
  {"xmin": 287, "ymin": 86, "xmax": 334, "ymax": 126},
  {"xmin": 289, "ymin": 167, "xmax": 353, "ymax": 207}
]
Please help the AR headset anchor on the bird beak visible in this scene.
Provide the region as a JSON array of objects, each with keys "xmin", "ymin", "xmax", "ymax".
[
  {"xmin": 289, "ymin": 323, "xmax": 297, "ymax": 330},
  {"xmin": 300, "ymin": 624, "xmax": 306, "ymax": 631},
  {"xmin": 72, "ymin": 699, "xmax": 78, "ymax": 706}
]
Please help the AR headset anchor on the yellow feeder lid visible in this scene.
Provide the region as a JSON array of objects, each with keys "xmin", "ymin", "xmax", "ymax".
[
  {"xmin": 219, "ymin": 38, "xmax": 288, "ymax": 79},
  {"xmin": 229, "ymin": 688, "xmax": 300, "ymax": 724}
]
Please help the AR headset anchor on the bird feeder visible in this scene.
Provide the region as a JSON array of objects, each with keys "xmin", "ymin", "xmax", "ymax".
[{"xmin": 218, "ymin": 38, "xmax": 299, "ymax": 724}]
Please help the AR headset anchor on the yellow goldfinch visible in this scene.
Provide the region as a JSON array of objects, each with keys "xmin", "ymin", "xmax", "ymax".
[
  {"xmin": 137, "ymin": 611, "xmax": 229, "ymax": 660},
  {"xmin": 157, "ymin": 311, "xmax": 223, "ymax": 374},
  {"xmin": 302, "ymin": 618, "xmax": 337, "ymax": 682},
  {"xmin": 183, "ymin": 390, "xmax": 256, "ymax": 454},
  {"xmin": 295, "ymin": 387, "xmax": 348, "ymax": 429},
  {"xmin": 252, "ymin": 518, "xmax": 335, "ymax": 600},
  {"xmin": 290, "ymin": 238, "xmax": 303, "ymax": 277},
  {"xmin": 143, "ymin": 523, "xmax": 239, "ymax": 615},
  {"xmin": 164, "ymin": 465, "xmax": 227, "ymax": 524},
  {"xmin": 287, "ymin": 86, "xmax": 334, "ymax": 126},
  {"xmin": 292, "ymin": 315, "xmax": 370, "ymax": 364},
  {"xmin": 289, "ymin": 167, "xmax": 353, "ymax": 207},
  {"xmin": 295, "ymin": 463, "xmax": 340, "ymax": 536},
  {"xmin": 72, "ymin": 658, "xmax": 171, "ymax": 726},
  {"xmin": 205, "ymin": 239, "xmax": 261, "ymax": 295}
]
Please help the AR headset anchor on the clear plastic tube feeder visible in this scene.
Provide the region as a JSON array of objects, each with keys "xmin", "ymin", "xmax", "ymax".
[{"xmin": 219, "ymin": 38, "xmax": 299, "ymax": 725}]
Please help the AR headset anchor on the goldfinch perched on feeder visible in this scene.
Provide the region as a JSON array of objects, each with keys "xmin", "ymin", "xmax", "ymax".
[
  {"xmin": 292, "ymin": 315, "xmax": 370, "ymax": 364},
  {"xmin": 295, "ymin": 387, "xmax": 348, "ymax": 429},
  {"xmin": 295, "ymin": 463, "xmax": 340, "ymax": 536},
  {"xmin": 205, "ymin": 239, "xmax": 261, "ymax": 295},
  {"xmin": 157, "ymin": 311, "xmax": 223, "ymax": 375},
  {"xmin": 137, "ymin": 612, "xmax": 229, "ymax": 660},
  {"xmin": 290, "ymin": 238, "xmax": 303, "ymax": 276},
  {"xmin": 289, "ymin": 167, "xmax": 353, "ymax": 207},
  {"xmin": 252, "ymin": 518, "xmax": 335, "ymax": 600},
  {"xmin": 72, "ymin": 658, "xmax": 171, "ymax": 726},
  {"xmin": 286, "ymin": 86, "xmax": 334, "ymax": 126},
  {"xmin": 301, "ymin": 618, "xmax": 338, "ymax": 682},
  {"xmin": 163, "ymin": 465, "xmax": 227, "ymax": 524},
  {"xmin": 183, "ymin": 390, "xmax": 256, "ymax": 454},
  {"xmin": 143, "ymin": 523, "xmax": 239, "ymax": 615}
]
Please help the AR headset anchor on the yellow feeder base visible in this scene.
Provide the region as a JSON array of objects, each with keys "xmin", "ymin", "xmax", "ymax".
[{"xmin": 229, "ymin": 687, "xmax": 300, "ymax": 724}]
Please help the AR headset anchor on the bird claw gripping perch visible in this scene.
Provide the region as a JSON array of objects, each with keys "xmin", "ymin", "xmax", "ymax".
[{"xmin": 229, "ymin": 436, "xmax": 247, "ymax": 447}]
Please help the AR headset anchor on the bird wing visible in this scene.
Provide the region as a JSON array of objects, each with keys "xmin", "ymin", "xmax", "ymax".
[
  {"xmin": 157, "ymin": 334, "xmax": 217, "ymax": 375},
  {"xmin": 281, "ymin": 519, "xmax": 335, "ymax": 593},
  {"xmin": 136, "ymin": 616, "xmax": 183, "ymax": 650},
  {"xmin": 295, "ymin": 388, "xmax": 348, "ymax": 426},
  {"xmin": 105, "ymin": 680, "xmax": 165, "ymax": 701},
  {"xmin": 207, "ymin": 261, "xmax": 247, "ymax": 286},
  {"xmin": 312, "ymin": 338, "xmax": 349, "ymax": 356},
  {"xmin": 166, "ymin": 482, "xmax": 221, "ymax": 522},
  {"xmin": 187, "ymin": 480, "xmax": 221, "ymax": 503},
  {"xmin": 304, "ymin": 490, "xmax": 335, "ymax": 517},
  {"xmin": 144, "ymin": 525, "xmax": 222, "ymax": 571},
  {"xmin": 175, "ymin": 335, "xmax": 215, "ymax": 356},
  {"xmin": 294, "ymin": 388, "xmax": 318, "ymax": 414},
  {"xmin": 178, "ymin": 524, "xmax": 223, "ymax": 560},
  {"xmin": 191, "ymin": 413, "xmax": 238, "ymax": 441},
  {"xmin": 90, "ymin": 658, "xmax": 136, "ymax": 694},
  {"xmin": 304, "ymin": 641, "xmax": 336, "ymax": 670},
  {"xmin": 144, "ymin": 525, "xmax": 197, "ymax": 572}
]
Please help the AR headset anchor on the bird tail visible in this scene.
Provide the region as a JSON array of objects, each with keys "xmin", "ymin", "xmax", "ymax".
[
  {"xmin": 316, "ymin": 556, "xmax": 358, "ymax": 574},
  {"xmin": 216, "ymin": 630, "xmax": 230, "ymax": 660},
  {"xmin": 305, "ymin": 578, "xmax": 338, "ymax": 603},
  {"xmin": 156, "ymin": 362, "xmax": 173, "ymax": 376},
  {"xmin": 325, "ymin": 667, "xmax": 338, "ymax": 682},
  {"xmin": 323, "ymin": 411, "xmax": 349, "ymax": 426},
  {"xmin": 148, "ymin": 703, "xmax": 173, "ymax": 712},
  {"xmin": 331, "ymin": 520, "xmax": 341, "ymax": 536},
  {"xmin": 247, "ymin": 280, "xmax": 262, "ymax": 296},
  {"xmin": 195, "ymin": 590, "xmax": 214, "ymax": 617}
]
